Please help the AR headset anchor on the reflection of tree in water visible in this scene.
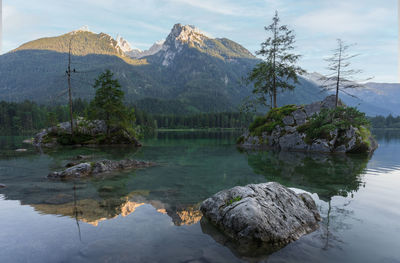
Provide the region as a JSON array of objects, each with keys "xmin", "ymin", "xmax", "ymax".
[
  {"xmin": 242, "ymin": 149, "xmax": 370, "ymax": 253},
  {"xmin": 243, "ymin": 150, "xmax": 370, "ymax": 201},
  {"xmin": 15, "ymin": 171, "xmax": 203, "ymax": 228}
]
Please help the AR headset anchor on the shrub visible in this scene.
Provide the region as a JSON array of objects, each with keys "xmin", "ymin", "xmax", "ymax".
[
  {"xmin": 248, "ymin": 104, "xmax": 298, "ymax": 136},
  {"xmin": 300, "ymin": 107, "xmax": 370, "ymax": 143}
]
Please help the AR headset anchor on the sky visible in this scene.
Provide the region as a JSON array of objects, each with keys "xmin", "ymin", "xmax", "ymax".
[{"xmin": 1, "ymin": 0, "xmax": 398, "ymax": 83}]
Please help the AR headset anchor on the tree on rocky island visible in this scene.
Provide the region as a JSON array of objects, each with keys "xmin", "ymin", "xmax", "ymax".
[
  {"xmin": 88, "ymin": 70, "xmax": 136, "ymax": 137},
  {"xmin": 247, "ymin": 11, "xmax": 304, "ymax": 110},
  {"xmin": 320, "ymin": 39, "xmax": 370, "ymax": 108}
]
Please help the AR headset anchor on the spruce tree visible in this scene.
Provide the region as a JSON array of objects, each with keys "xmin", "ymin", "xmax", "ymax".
[
  {"xmin": 89, "ymin": 70, "xmax": 136, "ymax": 137},
  {"xmin": 248, "ymin": 11, "xmax": 304, "ymax": 109}
]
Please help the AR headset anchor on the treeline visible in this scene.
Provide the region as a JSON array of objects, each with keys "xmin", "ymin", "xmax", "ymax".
[
  {"xmin": 0, "ymin": 100, "xmax": 254, "ymax": 135},
  {"xmin": 0, "ymin": 100, "xmax": 88, "ymax": 134},
  {"xmin": 369, "ymin": 115, "xmax": 400, "ymax": 129},
  {"xmin": 141, "ymin": 112, "xmax": 254, "ymax": 130}
]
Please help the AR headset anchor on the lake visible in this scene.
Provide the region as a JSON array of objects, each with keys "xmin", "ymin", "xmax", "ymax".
[{"xmin": 0, "ymin": 130, "xmax": 399, "ymax": 263}]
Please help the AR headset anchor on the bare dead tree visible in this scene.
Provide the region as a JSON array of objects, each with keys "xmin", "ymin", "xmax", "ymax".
[
  {"xmin": 66, "ymin": 37, "xmax": 76, "ymax": 136},
  {"xmin": 319, "ymin": 39, "xmax": 371, "ymax": 107}
]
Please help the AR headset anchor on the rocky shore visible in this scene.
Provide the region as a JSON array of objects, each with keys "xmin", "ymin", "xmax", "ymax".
[
  {"xmin": 32, "ymin": 118, "xmax": 142, "ymax": 148},
  {"xmin": 238, "ymin": 96, "xmax": 378, "ymax": 154}
]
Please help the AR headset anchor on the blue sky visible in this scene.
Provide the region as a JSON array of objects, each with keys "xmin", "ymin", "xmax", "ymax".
[{"xmin": 2, "ymin": 0, "xmax": 398, "ymax": 83}]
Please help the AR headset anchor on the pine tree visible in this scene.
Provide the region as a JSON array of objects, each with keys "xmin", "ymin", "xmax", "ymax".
[
  {"xmin": 248, "ymin": 11, "xmax": 304, "ymax": 109},
  {"xmin": 89, "ymin": 70, "xmax": 136, "ymax": 136}
]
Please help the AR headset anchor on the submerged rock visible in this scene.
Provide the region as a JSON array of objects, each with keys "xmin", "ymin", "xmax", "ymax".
[
  {"xmin": 48, "ymin": 159, "xmax": 155, "ymax": 179},
  {"xmin": 15, "ymin": 149, "xmax": 28, "ymax": 152},
  {"xmin": 200, "ymin": 182, "xmax": 321, "ymax": 252},
  {"xmin": 238, "ymin": 95, "xmax": 378, "ymax": 154}
]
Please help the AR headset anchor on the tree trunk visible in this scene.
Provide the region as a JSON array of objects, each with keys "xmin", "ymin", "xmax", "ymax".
[{"xmin": 335, "ymin": 42, "xmax": 343, "ymax": 108}]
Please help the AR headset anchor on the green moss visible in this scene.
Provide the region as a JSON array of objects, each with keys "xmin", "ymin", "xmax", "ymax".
[
  {"xmin": 254, "ymin": 121, "xmax": 279, "ymax": 136},
  {"xmin": 236, "ymin": 136, "xmax": 245, "ymax": 144},
  {"xmin": 248, "ymin": 105, "xmax": 298, "ymax": 137},
  {"xmin": 226, "ymin": 196, "xmax": 242, "ymax": 206},
  {"xmin": 358, "ymin": 126, "xmax": 372, "ymax": 148}
]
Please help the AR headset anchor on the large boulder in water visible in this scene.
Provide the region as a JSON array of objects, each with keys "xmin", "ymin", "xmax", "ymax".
[
  {"xmin": 238, "ymin": 95, "xmax": 378, "ymax": 154},
  {"xmin": 200, "ymin": 182, "xmax": 321, "ymax": 252}
]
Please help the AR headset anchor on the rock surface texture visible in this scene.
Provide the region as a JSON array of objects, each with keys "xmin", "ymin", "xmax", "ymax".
[
  {"xmin": 200, "ymin": 182, "xmax": 321, "ymax": 250},
  {"xmin": 48, "ymin": 159, "xmax": 155, "ymax": 178},
  {"xmin": 239, "ymin": 96, "xmax": 378, "ymax": 154},
  {"xmin": 32, "ymin": 118, "xmax": 141, "ymax": 148}
]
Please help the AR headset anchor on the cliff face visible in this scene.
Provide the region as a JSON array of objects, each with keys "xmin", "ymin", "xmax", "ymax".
[{"xmin": 238, "ymin": 96, "xmax": 378, "ymax": 154}]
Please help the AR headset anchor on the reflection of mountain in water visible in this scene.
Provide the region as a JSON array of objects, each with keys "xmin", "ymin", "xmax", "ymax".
[
  {"xmin": 31, "ymin": 191, "xmax": 202, "ymax": 226},
  {"xmin": 243, "ymin": 150, "xmax": 370, "ymax": 201}
]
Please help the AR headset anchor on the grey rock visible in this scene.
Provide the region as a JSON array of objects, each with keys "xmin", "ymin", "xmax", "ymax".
[
  {"xmin": 48, "ymin": 159, "xmax": 155, "ymax": 179},
  {"xmin": 310, "ymin": 139, "xmax": 331, "ymax": 152},
  {"xmin": 284, "ymin": 126, "xmax": 297, "ymax": 133},
  {"xmin": 200, "ymin": 182, "xmax": 320, "ymax": 249},
  {"xmin": 304, "ymin": 102, "xmax": 321, "ymax": 118},
  {"xmin": 15, "ymin": 149, "xmax": 28, "ymax": 152},
  {"xmin": 346, "ymin": 137, "xmax": 357, "ymax": 152},
  {"xmin": 49, "ymin": 163, "xmax": 92, "ymax": 178},
  {"xmin": 238, "ymin": 96, "xmax": 378, "ymax": 154},
  {"xmin": 283, "ymin": 115, "xmax": 295, "ymax": 126},
  {"xmin": 279, "ymin": 132, "xmax": 309, "ymax": 151},
  {"xmin": 0, "ymin": 184, "xmax": 6, "ymax": 188},
  {"xmin": 22, "ymin": 139, "xmax": 33, "ymax": 144},
  {"xmin": 321, "ymin": 95, "xmax": 344, "ymax": 109},
  {"xmin": 335, "ymin": 145, "xmax": 347, "ymax": 153},
  {"xmin": 328, "ymin": 129, "xmax": 338, "ymax": 147},
  {"xmin": 292, "ymin": 109, "xmax": 307, "ymax": 126}
]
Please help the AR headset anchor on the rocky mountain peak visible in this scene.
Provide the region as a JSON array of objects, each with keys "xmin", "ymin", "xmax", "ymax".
[
  {"xmin": 116, "ymin": 35, "xmax": 136, "ymax": 53},
  {"xmin": 165, "ymin": 23, "xmax": 209, "ymax": 48}
]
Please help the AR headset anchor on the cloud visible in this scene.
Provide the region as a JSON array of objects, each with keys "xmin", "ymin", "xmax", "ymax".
[
  {"xmin": 1, "ymin": 0, "xmax": 397, "ymax": 82},
  {"xmin": 293, "ymin": 2, "xmax": 393, "ymax": 35}
]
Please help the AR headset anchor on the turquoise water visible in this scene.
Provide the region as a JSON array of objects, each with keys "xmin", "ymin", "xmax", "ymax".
[{"xmin": 0, "ymin": 130, "xmax": 399, "ymax": 262}]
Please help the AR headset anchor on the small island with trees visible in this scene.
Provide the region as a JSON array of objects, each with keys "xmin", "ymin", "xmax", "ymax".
[
  {"xmin": 32, "ymin": 70, "xmax": 142, "ymax": 148},
  {"xmin": 238, "ymin": 12, "xmax": 377, "ymax": 154}
]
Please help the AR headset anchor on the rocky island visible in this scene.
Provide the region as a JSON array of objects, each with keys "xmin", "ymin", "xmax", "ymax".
[
  {"xmin": 32, "ymin": 118, "xmax": 142, "ymax": 148},
  {"xmin": 238, "ymin": 96, "xmax": 378, "ymax": 154}
]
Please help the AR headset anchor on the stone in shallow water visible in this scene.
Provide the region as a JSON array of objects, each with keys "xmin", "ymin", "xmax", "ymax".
[
  {"xmin": 200, "ymin": 182, "xmax": 321, "ymax": 254},
  {"xmin": 48, "ymin": 159, "xmax": 156, "ymax": 179}
]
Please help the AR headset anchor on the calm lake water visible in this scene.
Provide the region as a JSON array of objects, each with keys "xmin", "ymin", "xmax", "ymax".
[{"xmin": 0, "ymin": 130, "xmax": 399, "ymax": 263}]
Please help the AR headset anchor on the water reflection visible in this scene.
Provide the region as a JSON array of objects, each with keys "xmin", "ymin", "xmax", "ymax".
[
  {"xmin": 242, "ymin": 150, "xmax": 370, "ymax": 201},
  {"xmin": 1, "ymin": 131, "xmax": 399, "ymax": 263}
]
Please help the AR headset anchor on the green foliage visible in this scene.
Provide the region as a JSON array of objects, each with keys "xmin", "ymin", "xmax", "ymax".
[
  {"xmin": 56, "ymin": 132, "xmax": 94, "ymax": 145},
  {"xmin": 247, "ymin": 11, "xmax": 304, "ymax": 109},
  {"xmin": 358, "ymin": 126, "xmax": 372, "ymax": 148},
  {"xmin": 249, "ymin": 104, "xmax": 297, "ymax": 136},
  {"xmin": 226, "ymin": 196, "xmax": 242, "ymax": 206},
  {"xmin": 369, "ymin": 115, "xmax": 400, "ymax": 129},
  {"xmin": 0, "ymin": 99, "xmax": 88, "ymax": 135},
  {"xmin": 88, "ymin": 70, "xmax": 136, "ymax": 137},
  {"xmin": 299, "ymin": 107, "xmax": 370, "ymax": 142}
]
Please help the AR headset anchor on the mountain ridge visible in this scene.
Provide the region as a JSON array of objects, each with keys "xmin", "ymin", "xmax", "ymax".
[{"xmin": 1, "ymin": 23, "xmax": 395, "ymax": 116}]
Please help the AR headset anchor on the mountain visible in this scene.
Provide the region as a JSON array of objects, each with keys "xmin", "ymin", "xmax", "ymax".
[
  {"xmin": 303, "ymin": 73, "xmax": 400, "ymax": 116},
  {"xmin": 0, "ymin": 23, "xmax": 328, "ymax": 114}
]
